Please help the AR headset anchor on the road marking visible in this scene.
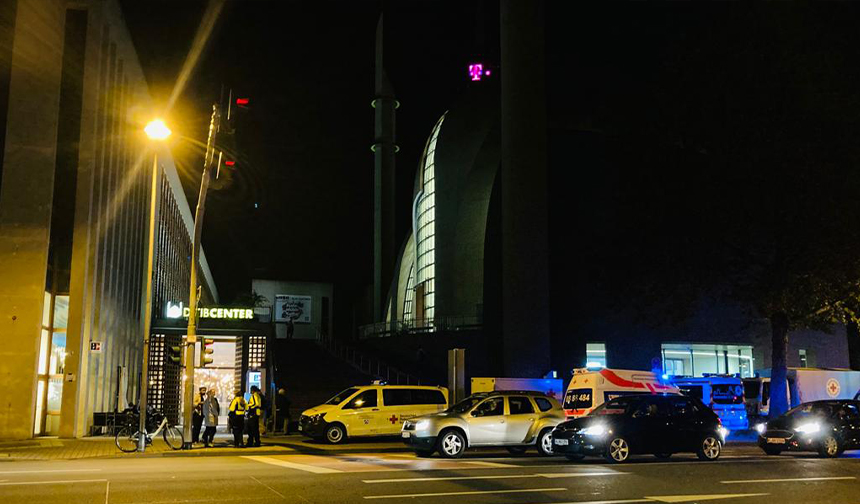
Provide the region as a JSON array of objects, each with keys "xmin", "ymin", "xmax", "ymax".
[
  {"xmin": 242, "ymin": 455, "xmax": 342, "ymax": 474},
  {"xmin": 464, "ymin": 460, "xmax": 515, "ymax": 468},
  {"xmin": 520, "ymin": 494, "xmax": 769, "ymax": 504},
  {"xmin": 721, "ymin": 476, "xmax": 857, "ymax": 484},
  {"xmin": 363, "ymin": 487, "xmax": 567, "ymax": 499},
  {"xmin": 362, "ymin": 472, "xmax": 624, "ymax": 483},
  {"xmin": 250, "ymin": 475, "xmax": 286, "ymax": 500},
  {"xmin": 0, "ymin": 469, "xmax": 102, "ymax": 475},
  {"xmin": 0, "ymin": 479, "xmax": 108, "ymax": 486},
  {"xmin": 105, "ymin": 481, "xmax": 110, "ymax": 504}
]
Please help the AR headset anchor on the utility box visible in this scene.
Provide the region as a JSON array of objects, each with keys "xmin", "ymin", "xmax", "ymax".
[{"xmin": 471, "ymin": 377, "xmax": 564, "ymax": 400}]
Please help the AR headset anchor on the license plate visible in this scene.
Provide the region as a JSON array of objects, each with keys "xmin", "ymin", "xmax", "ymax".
[
  {"xmin": 554, "ymin": 438, "xmax": 569, "ymax": 446},
  {"xmin": 401, "ymin": 432, "xmax": 410, "ymax": 438},
  {"xmin": 767, "ymin": 437, "xmax": 785, "ymax": 444}
]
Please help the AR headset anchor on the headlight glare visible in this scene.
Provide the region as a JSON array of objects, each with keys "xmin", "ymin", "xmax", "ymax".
[
  {"xmin": 795, "ymin": 423, "xmax": 820, "ymax": 434},
  {"xmin": 754, "ymin": 423, "xmax": 766, "ymax": 434},
  {"xmin": 580, "ymin": 424, "xmax": 606, "ymax": 436},
  {"xmin": 415, "ymin": 420, "xmax": 430, "ymax": 431}
]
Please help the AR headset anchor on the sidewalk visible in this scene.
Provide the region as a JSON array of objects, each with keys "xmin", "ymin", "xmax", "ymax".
[{"xmin": 0, "ymin": 433, "xmax": 296, "ymax": 461}]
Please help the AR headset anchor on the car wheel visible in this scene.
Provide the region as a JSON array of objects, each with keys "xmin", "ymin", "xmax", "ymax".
[
  {"xmin": 655, "ymin": 453, "xmax": 672, "ymax": 459},
  {"xmin": 536, "ymin": 428, "xmax": 554, "ymax": 457},
  {"xmin": 437, "ymin": 429, "xmax": 466, "ymax": 459},
  {"xmin": 506, "ymin": 446, "xmax": 528, "ymax": 455},
  {"xmin": 818, "ymin": 435, "xmax": 840, "ymax": 458},
  {"xmin": 605, "ymin": 437, "xmax": 631, "ymax": 463},
  {"xmin": 325, "ymin": 424, "xmax": 346, "ymax": 444},
  {"xmin": 415, "ymin": 450, "xmax": 434, "ymax": 458},
  {"xmin": 762, "ymin": 446, "xmax": 782, "ymax": 456},
  {"xmin": 565, "ymin": 454, "xmax": 585, "ymax": 461},
  {"xmin": 697, "ymin": 435, "xmax": 721, "ymax": 461}
]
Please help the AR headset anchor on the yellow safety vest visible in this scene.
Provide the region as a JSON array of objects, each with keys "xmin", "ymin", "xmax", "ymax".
[
  {"xmin": 248, "ymin": 393, "xmax": 261, "ymax": 416},
  {"xmin": 229, "ymin": 397, "xmax": 246, "ymax": 414}
]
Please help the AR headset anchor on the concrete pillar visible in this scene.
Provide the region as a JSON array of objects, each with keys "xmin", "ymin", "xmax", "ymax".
[{"xmin": 500, "ymin": 0, "xmax": 551, "ymax": 377}]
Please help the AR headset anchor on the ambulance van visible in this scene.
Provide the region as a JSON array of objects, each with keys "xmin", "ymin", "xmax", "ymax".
[
  {"xmin": 672, "ymin": 375, "xmax": 749, "ymax": 430},
  {"xmin": 298, "ymin": 382, "xmax": 449, "ymax": 444},
  {"xmin": 563, "ymin": 368, "xmax": 680, "ymax": 418}
]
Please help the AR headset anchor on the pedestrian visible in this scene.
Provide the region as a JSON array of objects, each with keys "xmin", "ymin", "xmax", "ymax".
[
  {"xmin": 276, "ymin": 388, "xmax": 292, "ymax": 434},
  {"xmin": 286, "ymin": 316, "xmax": 295, "ymax": 339},
  {"xmin": 246, "ymin": 385, "xmax": 263, "ymax": 447},
  {"xmin": 228, "ymin": 390, "xmax": 246, "ymax": 448},
  {"xmin": 192, "ymin": 386, "xmax": 206, "ymax": 444},
  {"xmin": 202, "ymin": 388, "xmax": 220, "ymax": 447}
]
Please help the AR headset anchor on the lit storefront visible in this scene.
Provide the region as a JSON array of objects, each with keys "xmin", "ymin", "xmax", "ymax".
[{"xmin": 661, "ymin": 343, "xmax": 755, "ymax": 378}]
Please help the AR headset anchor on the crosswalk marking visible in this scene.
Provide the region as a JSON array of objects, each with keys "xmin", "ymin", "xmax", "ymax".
[
  {"xmin": 362, "ymin": 471, "xmax": 624, "ymax": 483},
  {"xmin": 242, "ymin": 455, "xmax": 342, "ymax": 474},
  {"xmin": 721, "ymin": 476, "xmax": 856, "ymax": 484},
  {"xmin": 363, "ymin": 487, "xmax": 567, "ymax": 499}
]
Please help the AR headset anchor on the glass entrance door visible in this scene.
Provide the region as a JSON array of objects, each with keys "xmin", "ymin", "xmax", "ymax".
[{"xmin": 194, "ymin": 338, "xmax": 237, "ymax": 426}]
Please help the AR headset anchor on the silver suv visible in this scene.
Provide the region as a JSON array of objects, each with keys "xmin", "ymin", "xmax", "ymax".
[{"xmin": 401, "ymin": 391, "xmax": 565, "ymax": 458}]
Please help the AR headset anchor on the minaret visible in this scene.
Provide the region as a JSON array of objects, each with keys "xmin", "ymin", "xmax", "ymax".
[{"xmin": 372, "ymin": 13, "xmax": 397, "ymax": 329}]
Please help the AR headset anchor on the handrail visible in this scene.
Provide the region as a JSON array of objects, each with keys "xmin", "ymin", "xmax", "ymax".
[
  {"xmin": 315, "ymin": 328, "xmax": 421, "ymax": 385},
  {"xmin": 358, "ymin": 316, "xmax": 482, "ymax": 339}
]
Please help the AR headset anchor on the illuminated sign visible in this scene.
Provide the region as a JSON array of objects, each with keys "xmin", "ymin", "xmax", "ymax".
[
  {"xmin": 468, "ymin": 63, "xmax": 491, "ymax": 81},
  {"xmin": 164, "ymin": 301, "xmax": 254, "ymax": 320}
]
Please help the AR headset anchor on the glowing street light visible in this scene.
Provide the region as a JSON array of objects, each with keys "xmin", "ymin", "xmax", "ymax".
[{"xmin": 144, "ymin": 119, "xmax": 172, "ymax": 140}]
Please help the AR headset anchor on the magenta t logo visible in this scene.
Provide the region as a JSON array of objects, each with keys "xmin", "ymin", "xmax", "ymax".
[{"xmin": 469, "ymin": 63, "xmax": 491, "ymax": 81}]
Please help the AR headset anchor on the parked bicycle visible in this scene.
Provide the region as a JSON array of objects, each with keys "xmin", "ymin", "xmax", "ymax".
[{"xmin": 115, "ymin": 405, "xmax": 184, "ymax": 452}]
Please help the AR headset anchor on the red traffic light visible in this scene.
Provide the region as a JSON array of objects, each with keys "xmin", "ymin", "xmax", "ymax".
[
  {"xmin": 236, "ymin": 98, "xmax": 249, "ymax": 106},
  {"xmin": 224, "ymin": 160, "xmax": 236, "ymax": 167}
]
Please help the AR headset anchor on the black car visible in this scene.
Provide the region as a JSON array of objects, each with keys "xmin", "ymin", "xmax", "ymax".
[
  {"xmin": 756, "ymin": 400, "xmax": 860, "ymax": 458},
  {"xmin": 552, "ymin": 394, "xmax": 726, "ymax": 463}
]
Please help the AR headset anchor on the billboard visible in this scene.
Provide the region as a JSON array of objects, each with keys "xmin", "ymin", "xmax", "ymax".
[{"xmin": 274, "ymin": 295, "xmax": 312, "ymax": 323}]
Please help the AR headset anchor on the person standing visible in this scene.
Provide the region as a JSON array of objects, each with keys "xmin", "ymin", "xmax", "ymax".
[
  {"xmin": 246, "ymin": 385, "xmax": 262, "ymax": 447},
  {"xmin": 276, "ymin": 388, "xmax": 292, "ymax": 434},
  {"xmin": 228, "ymin": 390, "xmax": 246, "ymax": 448},
  {"xmin": 192, "ymin": 386, "xmax": 206, "ymax": 444},
  {"xmin": 202, "ymin": 388, "xmax": 220, "ymax": 447}
]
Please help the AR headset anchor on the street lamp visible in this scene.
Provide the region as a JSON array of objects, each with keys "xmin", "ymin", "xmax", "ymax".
[{"xmin": 138, "ymin": 119, "xmax": 171, "ymax": 452}]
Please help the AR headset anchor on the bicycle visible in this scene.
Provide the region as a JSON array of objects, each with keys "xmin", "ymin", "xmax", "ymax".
[{"xmin": 115, "ymin": 407, "xmax": 184, "ymax": 452}]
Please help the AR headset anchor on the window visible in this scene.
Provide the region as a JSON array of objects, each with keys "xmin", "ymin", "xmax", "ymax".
[
  {"xmin": 712, "ymin": 384, "xmax": 745, "ymax": 405},
  {"xmin": 743, "ymin": 379, "xmax": 760, "ymax": 400},
  {"xmin": 414, "ymin": 114, "xmax": 446, "ymax": 323},
  {"xmin": 474, "ymin": 397, "xmax": 503, "ymax": 417},
  {"xmin": 344, "ymin": 390, "xmax": 377, "ymax": 409},
  {"xmin": 326, "ymin": 388, "xmax": 360, "ymax": 405},
  {"xmin": 591, "ymin": 397, "xmax": 635, "ymax": 416},
  {"xmin": 508, "ymin": 397, "xmax": 535, "ymax": 415},
  {"xmin": 671, "ymin": 397, "xmax": 700, "ymax": 417},
  {"xmin": 564, "ymin": 388, "xmax": 593, "ymax": 409},
  {"xmin": 632, "ymin": 399, "xmax": 669, "ymax": 418},
  {"xmin": 383, "ymin": 388, "xmax": 446, "ymax": 406},
  {"xmin": 799, "ymin": 349, "xmax": 808, "ymax": 367},
  {"xmin": 402, "ymin": 265, "xmax": 415, "ymax": 323},
  {"xmin": 661, "ymin": 343, "xmax": 755, "ymax": 378},
  {"xmin": 679, "ymin": 385, "xmax": 704, "ymax": 401},
  {"xmin": 534, "ymin": 397, "xmax": 554, "ymax": 412},
  {"xmin": 586, "ymin": 342, "xmax": 606, "ymax": 367}
]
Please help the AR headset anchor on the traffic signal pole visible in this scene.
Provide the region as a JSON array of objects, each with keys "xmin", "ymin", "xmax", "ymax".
[{"xmin": 182, "ymin": 103, "xmax": 220, "ymax": 449}]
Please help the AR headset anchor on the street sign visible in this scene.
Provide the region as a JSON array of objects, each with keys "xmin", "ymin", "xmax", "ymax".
[{"xmin": 90, "ymin": 341, "xmax": 103, "ymax": 353}]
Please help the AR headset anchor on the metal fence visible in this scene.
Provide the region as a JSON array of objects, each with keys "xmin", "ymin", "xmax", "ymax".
[{"xmin": 358, "ymin": 316, "xmax": 482, "ymax": 339}]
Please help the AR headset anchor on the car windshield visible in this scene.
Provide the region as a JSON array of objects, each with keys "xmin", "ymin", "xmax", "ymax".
[
  {"xmin": 589, "ymin": 398, "xmax": 631, "ymax": 416},
  {"xmin": 785, "ymin": 402, "xmax": 833, "ymax": 419},
  {"xmin": 325, "ymin": 388, "xmax": 360, "ymax": 405},
  {"xmin": 712, "ymin": 384, "xmax": 745, "ymax": 404},
  {"xmin": 446, "ymin": 396, "xmax": 485, "ymax": 414}
]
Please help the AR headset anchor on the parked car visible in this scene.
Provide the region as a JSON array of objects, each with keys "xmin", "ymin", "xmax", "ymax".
[
  {"xmin": 298, "ymin": 383, "xmax": 449, "ymax": 444},
  {"xmin": 756, "ymin": 400, "xmax": 860, "ymax": 457},
  {"xmin": 672, "ymin": 375, "xmax": 748, "ymax": 430},
  {"xmin": 401, "ymin": 391, "xmax": 565, "ymax": 458},
  {"xmin": 563, "ymin": 368, "xmax": 679, "ymax": 418},
  {"xmin": 552, "ymin": 394, "xmax": 726, "ymax": 463}
]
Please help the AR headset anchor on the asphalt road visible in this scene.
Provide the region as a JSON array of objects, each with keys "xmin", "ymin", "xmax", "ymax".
[{"xmin": 0, "ymin": 443, "xmax": 858, "ymax": 504}]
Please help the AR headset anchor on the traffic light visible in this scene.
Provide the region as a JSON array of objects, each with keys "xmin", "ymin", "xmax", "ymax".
[
  {"xmin": 168, "ymin": 344, "xmax": 182, "ymax": 365},
  {"xmin": 199, "ymin": 337, "xmax": 215, "ymax": 367}
]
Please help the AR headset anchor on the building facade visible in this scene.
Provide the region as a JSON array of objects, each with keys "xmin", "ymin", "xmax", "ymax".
[{"xmin": 0, "ymin": 0, "xmax": 216, "ymax": 439}]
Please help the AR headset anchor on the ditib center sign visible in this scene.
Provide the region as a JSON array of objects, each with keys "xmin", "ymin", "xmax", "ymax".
[{"xmin": 165, "ymin": 301, "xmax": 254, "ymax": 320}]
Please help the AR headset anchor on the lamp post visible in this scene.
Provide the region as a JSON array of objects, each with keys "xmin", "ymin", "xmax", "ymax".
[
  {"xmin": 182, "ymin": 104, "xmax": 221, "ymax": 449},
  {"xmin": 139, "ymin": 119, "xmax": 171, "ymax": 452}
]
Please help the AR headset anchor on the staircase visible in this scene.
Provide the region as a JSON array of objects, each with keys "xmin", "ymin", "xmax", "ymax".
[{"xmin": 316, "ymin": 329, "xmax": 421, "ymax": 385}]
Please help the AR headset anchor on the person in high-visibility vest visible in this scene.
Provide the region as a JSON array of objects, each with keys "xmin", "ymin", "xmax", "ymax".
[
  {"xmin": 228, "ymin": 390, "xmax": 246, "ymax": 448},
  {"xmin": 246, "ymin": 385, "xmax": 262, "ymax": 447}
]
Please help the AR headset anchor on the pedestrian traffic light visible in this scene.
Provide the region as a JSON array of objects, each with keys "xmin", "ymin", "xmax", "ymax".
[
  {"xmin": 168, "ymin": 344, "xmax": 182, "ymax": 365},
  {"xmin": 200, "ymin": 337, "xmax": 215, "ymax": 367}
]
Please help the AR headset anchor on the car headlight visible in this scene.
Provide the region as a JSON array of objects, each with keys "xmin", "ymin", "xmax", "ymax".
[
  {"xmin": 754, "ymin": 423, "xmax": 766, "ymax": 434},
  {"xmin": 718, "ymin": 427, "xmax": 730, "ymax": 439},
  {"xmin": 310, "ymin": 413, "xmax": 326, "ymax": 423},
  {"xmin": 580, "ymin": 424, "xmax": 606, "ymax": 436},
  {"xmin": 415, "ymin": 420, "xmax": 431, "ymax": 431},
  {"xmin": 795, "ymin": 423, "xmax": 820, "ymax": 434}
]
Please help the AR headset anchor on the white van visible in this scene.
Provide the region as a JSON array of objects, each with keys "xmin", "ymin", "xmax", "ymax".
[
  {"xmin": 672, "ymin": 375, "xmax": 748, "ymax": 430},
  {"xmin": 563, "ymin": 368, "xmax": 679, "ymax": 418}
]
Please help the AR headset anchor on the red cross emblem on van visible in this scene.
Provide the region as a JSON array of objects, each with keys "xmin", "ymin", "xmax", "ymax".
[{"xmin": 389, "ymin": 415, "xmax": 398, "ymax": 424}]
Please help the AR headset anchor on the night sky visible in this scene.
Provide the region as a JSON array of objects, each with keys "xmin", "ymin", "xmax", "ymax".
[{"xmin": 121, "ymin": 2, "xmax": 860, "ymax": 338}]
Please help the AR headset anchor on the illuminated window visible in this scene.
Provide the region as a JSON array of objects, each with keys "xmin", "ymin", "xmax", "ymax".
[
  {"xmin": 415, "ymin": 114, "xmax": 445, "ymax": 323},
  {"xmin": 661, "ymin": 343, "xmax": 754, "ymax": 378},
  {"xmin": 799, "ymin": 349, "xmax": 808, "ymax": 367},
  {"xmin": 586, "ymin": 342, "xmax": 607, "ymax": 368},
  {"xmin": 403, "ymin": 264, "xmax": 415, "ymax": 322}
]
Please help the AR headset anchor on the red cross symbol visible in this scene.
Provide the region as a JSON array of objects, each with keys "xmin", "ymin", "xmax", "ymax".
[
  {"xmin": 388, "ymin": 415, "xmax": 398, "ymax": 424},
  {"xmin": 829, "ymin": 381, "xmax": 839, "ymax": 394}
]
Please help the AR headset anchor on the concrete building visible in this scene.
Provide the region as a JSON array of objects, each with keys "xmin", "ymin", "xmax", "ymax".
[{"xmin": 0, "ymin": 0, "xmax": 216, "ymax": 439}]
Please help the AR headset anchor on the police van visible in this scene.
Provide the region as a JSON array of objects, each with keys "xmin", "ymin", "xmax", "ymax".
[
  {"xmin": 563, "ymin": 368, "xmax": 679, "ymax": 418},
  {"xmin": 298, "ymin": 382, "xmax": 449, "ymax": 444},
  {"xmin": 672, "ymin": 375, "xmax": 748, "ymax": 430}
]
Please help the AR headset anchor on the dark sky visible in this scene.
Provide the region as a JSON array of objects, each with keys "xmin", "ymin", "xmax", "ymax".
[{"xmin": 120, "ymin": 0, "xmax": 493, "ymax": 305}]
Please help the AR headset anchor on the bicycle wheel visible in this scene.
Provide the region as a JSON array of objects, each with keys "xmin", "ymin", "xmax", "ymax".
[
  {"xmin": 115, "ymin": 426, "xmax": 140, "ymax": 453},
  {"xmin": 163, "ymin": 425, "xmax": 184, "ymax": 450}
]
